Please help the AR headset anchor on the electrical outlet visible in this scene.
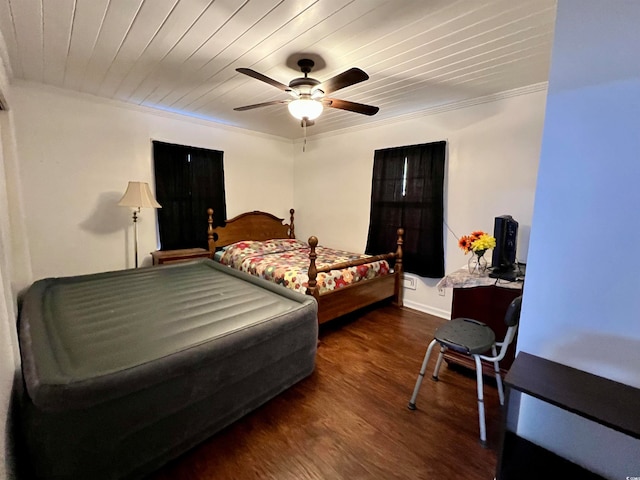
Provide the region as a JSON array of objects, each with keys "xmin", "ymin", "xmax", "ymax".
[
  {"xmin": 438, "ymin": 287, "xmax": 445, "ymax": 296},
  {"xmin": 402, "ymin": 275, "xmax": 417, "ymax": 290}
]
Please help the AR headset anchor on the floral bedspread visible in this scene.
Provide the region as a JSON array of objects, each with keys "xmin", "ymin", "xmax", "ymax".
[{"xmin": 218, "ymin": 238, "xmax": 391, "ymax": 294}]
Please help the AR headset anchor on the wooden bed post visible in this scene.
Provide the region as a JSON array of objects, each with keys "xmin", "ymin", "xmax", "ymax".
[
  {"xmin": 207, "ymin": 208, "xmax": 215, "ymax": 256},
  {"xmin": 289, "ymin": 209, "xmax": 295, "ymax": 239},
  {"xmin": 306, "ymin": 236, "xmax": 319, "ymax": 298},
  {"xmin": 393, "ymin": 228, "xmax": 404, "ymax": 307}
]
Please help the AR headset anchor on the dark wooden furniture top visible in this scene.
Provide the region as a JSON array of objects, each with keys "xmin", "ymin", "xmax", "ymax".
[
  {"xmin": 497, "ymin": 352, "xmax": 640, "ymax": 479},
  {"xmin": 505, "ymin": 352, "xmax": 640, "ymax": 439},
  {"xmin": 151, "ymin": 248, "xmax": 211, "ymax": 265}
]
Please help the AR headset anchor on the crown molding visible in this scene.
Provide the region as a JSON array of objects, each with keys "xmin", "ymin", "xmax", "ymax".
[
  {"xmin": 12, "ymin": 79, "xmax": 548, "ymax": 145},
  {"xmin": 295, "ymin": 82, "xmax": 549, "ymax": 143},
  {"xmin": 11, "ymin": 79, "xmax": 294, "ymax": 144}
]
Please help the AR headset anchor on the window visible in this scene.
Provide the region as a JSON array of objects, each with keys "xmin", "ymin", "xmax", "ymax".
[
  {"xmin": 153, "ymin": 141, "xmax": 226, "ymax": 250},
  {"xmin": 365, "ymin": 141, "xmax": 446, "ymax": 278}
]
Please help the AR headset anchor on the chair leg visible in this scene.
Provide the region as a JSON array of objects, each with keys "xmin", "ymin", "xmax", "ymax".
[
  {"xmin": 491, "ymin": 345, "xmax": 504, "ymax": 405},
  {"xmin": 473, "ymin": 355, "xmax": 487, "ymax": 445},
  {"xmin": 432, "ymin": 346, "xmax": 446, "ymax": 380},
  {"xmin": 408, "ymin": 339, "xmax": 438, "ymax": 410}
]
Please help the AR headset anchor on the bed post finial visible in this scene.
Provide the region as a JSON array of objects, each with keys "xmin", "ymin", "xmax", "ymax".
[
  {"xmin": 289, "ymin": 209, "xmax": 295, "ymax": 239},
  {"xmin": 307, "ymin": 236, "xmax": 318, "ymax": 297},
  {"xmin": 207, "ymin": 208, "xmax": 215, "ymax": 254},
  {"xmin": 394, "ymin": 228, "xmax": 404, "ymax": 306}
]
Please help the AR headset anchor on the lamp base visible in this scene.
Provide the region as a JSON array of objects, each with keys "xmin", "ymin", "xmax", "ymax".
[{"xmin": 132, "ymin": 208, "xmax": 139, "ymax": 268}]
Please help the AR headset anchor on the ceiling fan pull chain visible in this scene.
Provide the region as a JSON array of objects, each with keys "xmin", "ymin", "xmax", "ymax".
[{"xmin": 303, "ymin": 118, "xmax": 307, "ymax": 152}]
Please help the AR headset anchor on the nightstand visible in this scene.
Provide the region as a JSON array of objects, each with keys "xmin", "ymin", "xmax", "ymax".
[{"xmin": 151, "ymin": 248, "xmax": 211, "ymax": 265}]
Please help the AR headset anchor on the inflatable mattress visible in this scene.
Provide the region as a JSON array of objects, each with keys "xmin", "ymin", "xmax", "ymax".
[{"xmin": 17, "ymin": 259, "xmax": 318, "ymax": 479}]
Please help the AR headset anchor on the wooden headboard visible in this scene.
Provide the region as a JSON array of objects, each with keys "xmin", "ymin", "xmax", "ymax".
[{"xmin": 207, "ymin": 208, "xmax": 295, "ymax": 251}]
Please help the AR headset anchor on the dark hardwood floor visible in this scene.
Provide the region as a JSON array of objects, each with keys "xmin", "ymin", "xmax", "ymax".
[{"xmin": 149, "ymin": 305, "xmax": 503, "ymax": 480}]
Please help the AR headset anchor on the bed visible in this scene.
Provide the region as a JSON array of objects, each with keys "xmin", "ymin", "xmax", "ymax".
[
  {"xmin": 17, "ymin": 260, "xmax": 318, "ymax": 480},
  {"xmin": 206, "ymin": 208, "xmax": 404, "ymax": 324}
]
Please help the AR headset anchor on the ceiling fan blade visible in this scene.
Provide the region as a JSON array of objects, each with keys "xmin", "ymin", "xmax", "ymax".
[
  {"xmin": 324, "ymin": 98, "xmax": 379, "ymax": 116},
  {"xmin": 234, "ymin": 100, "xmax": 289, "ymax": 111},
  {"xmin": 236, "ymin": 68, "xmax": 290, "ymax": 92},
  {"xmin": 317, "ymin": 68, "xmax": 369, "ymax": 95}
]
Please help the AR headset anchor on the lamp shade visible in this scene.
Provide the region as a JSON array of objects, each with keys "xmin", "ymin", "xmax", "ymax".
[
  {"xmin": 288, "ymin": 98, "xmax": 323, "ymax": 120},
  {"xmin": 118, "ymin": 181, "xmax": 161, "ymax": 208}
]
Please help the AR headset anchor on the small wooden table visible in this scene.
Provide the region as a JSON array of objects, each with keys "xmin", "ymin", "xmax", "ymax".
[{"xmin": 151, "ymin": 248, "xmax": 211, "ymax": 265}]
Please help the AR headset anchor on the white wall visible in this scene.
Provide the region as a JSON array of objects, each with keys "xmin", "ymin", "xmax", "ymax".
[
  {"xmin": 0, "ymin": 44, "xmax": 31, "ymax": 479},
  {"xmin": 293, "ymin": 88, "xmax": 546, "ymax": 318},
  {"xmin": 11, "ymin": 83, "xmax": 295, "ymax": 280},
  {"xmin": 0, "ymin": 116, "xmax": 17, "ymax": 480},
  {"xmin": 516, "ymin": 1, "xmax": 640, "ymax": 477}
]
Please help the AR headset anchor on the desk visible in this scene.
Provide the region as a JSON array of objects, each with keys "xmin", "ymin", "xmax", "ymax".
[
  {"xmin": 438, "ymin": 266, "xmax": 523, "ymax": 374},
  {"xmin": 496, "ymin": 353, "xmax": 640, "ymax": 479}
]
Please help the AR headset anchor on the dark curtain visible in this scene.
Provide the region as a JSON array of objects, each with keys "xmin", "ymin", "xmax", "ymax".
[
  {"xmin": 365, "ymin": 141, "xmax": 445, "ymax": 278},
  {"xmin": 153, "ymin": 141, "xmax": 226, "ymax": 250}
]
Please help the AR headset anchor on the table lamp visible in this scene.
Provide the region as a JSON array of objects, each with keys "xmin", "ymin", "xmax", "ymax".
[{"xmin": 118, "ymin": 181, "xmax": 161, "ymax": 268}]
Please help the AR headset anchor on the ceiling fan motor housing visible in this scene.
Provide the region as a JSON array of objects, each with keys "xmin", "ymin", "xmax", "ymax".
[
  {"xmin": 289, "ymin": 59, "xmax": 322, "ymax": 96},
  {"xmin": 289, "ymin": 76, "xmax": 321, "ymax": 96}
]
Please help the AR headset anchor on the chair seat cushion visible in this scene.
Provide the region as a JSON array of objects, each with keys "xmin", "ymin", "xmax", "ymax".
[{"xmin": 434, "ymin": 318, "xmax": 496, "ymax": 355}]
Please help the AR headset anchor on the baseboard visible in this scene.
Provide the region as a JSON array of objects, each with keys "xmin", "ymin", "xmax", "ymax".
[{"xmin": 402, "ymin": 300, "xmax": 450, "ymax": 320}]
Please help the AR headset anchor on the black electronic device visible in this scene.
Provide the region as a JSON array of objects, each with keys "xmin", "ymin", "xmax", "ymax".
[
  {"xmin": 491, "ymin": 215, "xmax": 518, "ymax": 271},
  {"xmin": 489, "ymin": 262, "xmax": 526, "ymax": 282}
]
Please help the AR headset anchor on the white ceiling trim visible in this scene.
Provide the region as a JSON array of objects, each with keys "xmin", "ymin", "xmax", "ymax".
[
  {"xmin": 12, "ymin": 78, "xmax": 294, "ymax": 143},
  {"xmin": 13, "ymin": 77, "xmax": 547, "ymax": 146},
  {"xmin": 298, "ymin": 81, "xmax": 548, "ymax": 142}
]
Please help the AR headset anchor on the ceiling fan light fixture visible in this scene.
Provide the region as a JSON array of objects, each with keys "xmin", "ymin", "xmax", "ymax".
[{"xmin": 288, "ymin": 98, "xmax": 323, "ymax": 120}]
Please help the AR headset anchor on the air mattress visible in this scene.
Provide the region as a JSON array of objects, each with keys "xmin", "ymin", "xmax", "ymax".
[{"xmin": 17, "ymin": 260, "xmax": 318, "ymax": 479}]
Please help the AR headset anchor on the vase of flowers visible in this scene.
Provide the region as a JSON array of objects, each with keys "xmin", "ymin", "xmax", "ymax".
[{"xmin": 458, "ymin": 230, "xmax": 496, "ymax": 274}]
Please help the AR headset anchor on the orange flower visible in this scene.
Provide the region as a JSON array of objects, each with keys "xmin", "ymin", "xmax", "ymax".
[{"xmin": 458, "ymin": 236, "xmax": 473, "ymax": 253}]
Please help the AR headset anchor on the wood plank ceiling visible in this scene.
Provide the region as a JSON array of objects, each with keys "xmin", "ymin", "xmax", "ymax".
[{"xmin": 0, "ymin": 0, "xmax": 557, "ymax": 139}]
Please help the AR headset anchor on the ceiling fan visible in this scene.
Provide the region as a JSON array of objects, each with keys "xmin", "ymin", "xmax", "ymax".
[{"xmin": 234, "ymin": 59, "xmax": 379, "ymax": 126}]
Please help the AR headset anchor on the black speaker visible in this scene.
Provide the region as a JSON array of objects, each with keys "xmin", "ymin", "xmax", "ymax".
[{"xmin": 491, "ymin": 215, "xmax": 518, "ymax": 270}]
